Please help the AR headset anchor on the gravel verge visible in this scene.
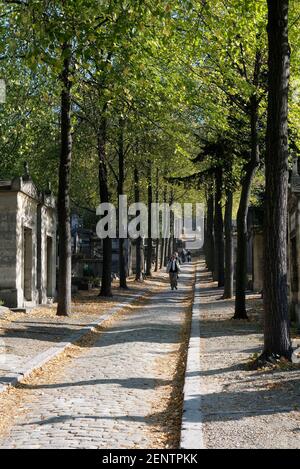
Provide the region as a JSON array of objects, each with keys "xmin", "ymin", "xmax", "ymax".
[{"xmin": 199, "ymin": 262, "xmax": 300, "ymax": 449}]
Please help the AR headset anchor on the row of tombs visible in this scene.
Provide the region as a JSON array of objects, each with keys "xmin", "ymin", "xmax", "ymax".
[
  {"xmin": 0, "ymin": 169, "xmax": 143, "ymax": 310},
  {"xmin": 246, "ymin": 162, "xmax": 300, "ymax": 324},
  {"xmin": 2, "ymin": 164, "xmax": 300, "ymax": 319},
  {"xmin": 0, "ymin": 173, "xmax": 56, "ymax": 309},
  {"xmin": 221, "ymin": 161, "xmax": 300, "ymax": 325}
]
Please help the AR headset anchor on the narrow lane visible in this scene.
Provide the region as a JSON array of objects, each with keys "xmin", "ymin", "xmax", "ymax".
[{"xmin": 0, "ymin": 264, "xmax": 195, "ymax": 449}]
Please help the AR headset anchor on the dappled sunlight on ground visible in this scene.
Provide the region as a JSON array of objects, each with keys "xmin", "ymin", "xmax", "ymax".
[
  {"xmin": 0, "ymin": 264, "xmax": 196, "ymax": 449},
  {"xmin": 198, "ymin": 261, "xmax": 300, "ymax": 449}
]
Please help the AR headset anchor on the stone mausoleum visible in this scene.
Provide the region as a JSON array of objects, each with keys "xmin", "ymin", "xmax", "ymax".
[
  {"xmin": 288, "ymin": 159, "xmax": 300, "ymax": 324},
  {"xmin": 0, "ymin": 166, "xmax": 57, "ymax": 309}
]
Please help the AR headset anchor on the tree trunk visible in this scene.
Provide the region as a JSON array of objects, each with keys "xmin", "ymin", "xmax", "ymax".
[
  {"xmin": 98, "ymin": 116, "xmax": 112, "ymax": 297},
  {"xmin": 57, "ymin": 45, "xmax": 72, "ymax": 317},
  {"xmin": 160, "ymin": 187, "xmax": 167, "ymax": 268},
  {"xmin": 168, "ymin": 237, "xmax": 172, "ymax": 259},
  {"xmin": 262, "ymin": 0, "xmax": 291, "ymax": 359},
  {"xmin": 155, "ymin": 239, "xmax": 160, "ymax": 272},
  {"xmin": 214, "ymin": 168, "xmax": 224, "ymax": 287},
  {"xmin": 223, "ymin": 191, "xmax": 233, "ymax": 299},
  {"xmin": 119, "ymin": 237, "xmax": 127, "ymax": 288},
  {"xmin": 168, "ymin": 189, "xmax": 174, "ymax": 261},
  {"xmin": 160, "ymin": 237, "xmax": 165, "ymax": 269},
  {"xmin": 206, "ymin": 192, "xmax": 215, "ymax": 272},
  {"xmin": 234, "ymin": 96, "xmax": 260, "ymax": 318},
  {"xmin": 169, "ymin": 219, "xmax": 174, "ymax": 259},
  {"xmin": 146, "ymin": 161, "xmax": 152, "ymax": 276},
  {"xmin": 118, "ymin": 118, "xmax": 127, "ymax": 289},
  {"xmin": 165, "ymin": 237, "xmax": 170, "ymax": 265},
  {"xmin": 154, "ymin": 168, "xmax": 159, "ymax": 272},
  {"xmin": 134, "ymin": 166, "xmax": 143, "ymax": 281}
]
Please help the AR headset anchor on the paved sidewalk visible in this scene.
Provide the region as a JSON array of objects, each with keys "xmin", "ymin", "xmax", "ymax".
[
  {"xmin": 198, "ymin": 262, "xmax": 300, "ymax": 449},
  {"xmin": 0, "ymin": 278, "xmax": 163, "ymax": 392},
  {"xmin": 0, "ymin": 264, "xmax": 195, "ymax": 449}
]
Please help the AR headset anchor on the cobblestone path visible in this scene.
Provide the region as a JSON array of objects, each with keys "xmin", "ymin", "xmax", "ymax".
[{"xmin": 0, "ymin": 264, "xmax": 195, "ymax": 449}]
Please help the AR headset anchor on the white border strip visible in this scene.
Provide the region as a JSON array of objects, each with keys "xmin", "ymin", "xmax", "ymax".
[{"xmin": 180, "ymin": 262, "xmax": 205, "ymax": 449}]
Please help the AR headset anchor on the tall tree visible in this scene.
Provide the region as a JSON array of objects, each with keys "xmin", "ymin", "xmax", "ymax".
[
  {"xmin": 134, "ymin": 164, "xmax": 143, "ymax": 281},
  {"xmin": 205, "ymin": 189, "xmax": 215, "ymax": 272},
  {"xmin": 98, "ymin": 115, "xmax": 113, "ymax": 297},
  {"xmin": 2, "ymin": 1, "xmax": 104, "ymax": 314},
  {"xmin": 117, "ymin": 116, "xmax": 128, "ymax": 289},
  {"xmin": 261, "ymin": 0, "xmax": 292, "ymax": 360},
  {"xmin": 223, "ymin": 191, "xmax": 233, "ymax": 299},
  {"xmin": 234, "ymin": 60, "xmax": 262, "ymax": 319},
  {"xmin": 146, "ymin": 159, "xmax": 153, "ymax": 277},
  {"xmin": 154, "ymin": 167, "xmax": 160, "ymax": 272},
  {"xmin": 214, "ymin": 166, "xmax": 225, "ymax": 287},
  {"xmin": 56, "ymin": 42, "xmax": 72, "ymax": 316},
  {"xmin": 174, "ymin": 0, "xmax": 267, "ymax": 314}
]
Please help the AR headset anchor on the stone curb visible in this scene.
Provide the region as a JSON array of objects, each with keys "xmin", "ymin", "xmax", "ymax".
[
  {"xmin": 0, "ymin": 293, "xmax": 146, "ymax": 395},
  {"xmin": 180, "ymin": 261, "xmax": 205, "ymax": 449}
]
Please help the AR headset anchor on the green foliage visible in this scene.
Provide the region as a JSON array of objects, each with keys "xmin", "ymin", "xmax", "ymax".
[{"xmin": 0, "ymin": 0, "xmax": 300, "ymax": 222}]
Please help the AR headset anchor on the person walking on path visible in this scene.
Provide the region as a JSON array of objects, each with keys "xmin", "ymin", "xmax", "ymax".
[
  {"xmin": 166, "ymin": 254, "xmax": 181, "ymax": 290},
  {"xmin": 174, "ymin": 251, "xmax": 182, "ymax": 264},
  {"xmin": 181, "ymin": 248, "xmax": 186, "ymax": 263},
  {"xmin": 187, "ymin": 250, "xmax": 191, "ymax": 262}
]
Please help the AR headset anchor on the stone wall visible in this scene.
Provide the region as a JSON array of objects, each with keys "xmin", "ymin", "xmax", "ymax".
[
  {"xmin": 0, "ymin": 177, "xmax": 57, "ymax": 309},
  {"xmin": 0, "ymin": 192, "xmax": 18, "ymax": 304},
  {"xmin": 17, "ymin": 191, "xmax": 39, "ymax": 307},
  {"xmin": 252, "ymin": 231, "xmax": 263, "ymax": 292},
  {"xmin": 37, "ymin": 196, "xmax": 57, "ymax": 304}
]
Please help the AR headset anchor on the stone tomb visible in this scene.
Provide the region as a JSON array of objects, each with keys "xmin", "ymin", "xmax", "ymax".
[
  {"xmin": 288, "ymin": 159, "xmax": 300, "ymax": 324},
  {"xmin": 252, "ymin": 228, "xmax": 264, "ymax": 293},
  {"xmin": 0, "ymin": 174, "xmax": 57, "ymax": 309}
]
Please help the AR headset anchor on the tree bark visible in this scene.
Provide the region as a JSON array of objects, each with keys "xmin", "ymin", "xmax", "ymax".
[
  {"xmin": 118, "ymin": 117, "xmax": 127, "ymax": 289},
  {"xmin": 234, "ymin": 96, "xmax": 260, "ymax": 318},
  {"xmin": 146, "ymin": 161, "xmax": 152, "ymax": 276},
  {"xmin": 168, "ymin": 189, "xmax": 174, "ymax": 261},
  {"xmin": 165, "ymin": 237, "xmax": 170, "ymax": 265},
  {"xmin": 262, "ymin": 0, "xmax": 291, "ymax": 359},
  {"xmin": 155, "ymin": 239, "xmax": 160, "ymax": 272},
  {"xmin": 134, "ymin": 166, "xmax": 143, "ymax": 281},
  {"xmin": 154, "ymin": 168, "xmax": 160, "ymax": 272},
  {"xmin": 98, "ymin": 116, "xmax": 112, "ymax": 297},
  {"xmin": 160, "ymin": 187, "xmax": 166, "ymax": 269},
  {"xmin": 223, "ymin": 191, "xmax": 233, "ymax": 299},
  {"xmin": 206, "ymin": 191, "xmax": 215, "ymax": 272},
  {"xmin": 213, "ymin": 168, "xmax": 224, "ymax": 287},
  {"xmin": 160, "ymin": 237, "xmax": 165, "ymax": 269},
  {"xmin": 57, "ymin": 45, "xmax": 72, "ymax": 317}
]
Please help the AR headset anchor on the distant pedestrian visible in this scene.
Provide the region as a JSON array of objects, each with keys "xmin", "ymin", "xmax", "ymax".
[
  {"xmin": 187, "ymin": 250, "xmax": 191, "ymax": 262},
  {"xmin": 174, "ymin": 251, "xmax": 181, "ymax": 264},
  {"xmin": 181, "ymin": 249, "xmax": 186, "ymax": 263},
  {"xmin": 166, "ymin": 254, "xmax": 181, "ymax": 290}
]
